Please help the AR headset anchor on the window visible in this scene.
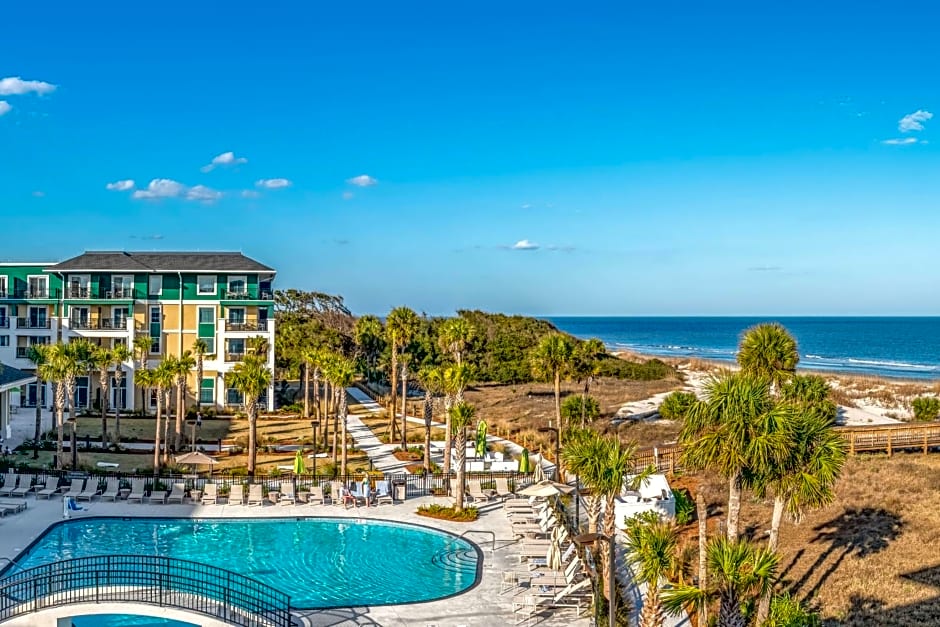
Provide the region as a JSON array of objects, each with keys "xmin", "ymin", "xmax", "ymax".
[
  {"xmin": 149, "ymin": 306, "xmax": 161, "ymax": 353},
  {"xmin": 68, "ymin": 275, "xmax": 90, "ymax": 298},
  {"xmin": 111, "ymin": 275, "xmax": 133, "ymax": 298},
  {"xmin": 0, "ymin": 306, "xmax": 7, "ymax": 327},
  {"xmin": 197, "ymin": 275, "xmax": 216, "ymax": 295},
  {"xmin": 227, "ymin": 276, "xmax": 247, "ymax": 296},
  {"xmin": 227, "ymin": 338, "xmax": 245, "ymax": 355},
  {"xmin": 200, "ymin": 338, "xmax": 216, "ymax": 354},
  {"xmin": 0, "ymin": 336, "xmax": 8, "ymax": 346},
  {"xmin": 226, "ymin": 388, "xmax": 243, "ymax": 406},
  {"xmin": 113, "ymin": 307, "xmax": 128, "ymax": 329},
  {"xmin": 27, "ymin": 276, "xmax": 48, "ymax": 298},
  {"xmin": 148, "ymin": 275, "xmax": 162, "ymax": 296},
  {"xmin": 0, "ymin": 276, "xmax": 7, "ymax": 297},
  {"xmin": 150, "ymin": 308, "xmax": 161, "ymax": 324},
  {"xmin": 200, "ymin": 378, "xmax": 214, "ymax": 404},
  {"xmin": 228, "ymin": 308, "xmax": 245, "ymax": 324},
  {"xmin": 198, "ymin": 307, "xmax": 215, "ymax": 324}
]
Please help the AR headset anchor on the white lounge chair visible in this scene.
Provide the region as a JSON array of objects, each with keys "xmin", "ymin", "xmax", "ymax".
[
  {"xmin": 11, "ymin": 475, "xmax": 33, "ymax": 498},
  {"xmin": 201, "ymin": 483, "xmax": 218, "ymax": 505},
  {"xmin": 149, "ymin": 482, "xmax": 169, "ymax": 504},
  {"xmin": 468, "ymin": 479, "xmax": 497, "ymax": 502},
  {"xmin": 62, "ymin": 479, "xmax": 85, "ymax": 500},
  {"xmin": 166, "ymin": 483, "xmax": 186, "ymax": 504},
  {"xmin": 77, "ymin": 479, "xmax": 101, "ymax": 501},
  {"xmin": 228, "ymin": 483, "xmax": 245, "ymax": 505},
  {"xmin": 100, "ymin": 482, "xmax": 120, "ymax": 501},
  {"xmin": 127, "ymin": 479, "xmax": 147, "ymax": 502},
  {"xmin": 247, "ymin": 484, "xmax": 264, "ymax": 506},
  {"xmin": 495, "ymin": 477, "xmax": 515, "ymax": 499},
  {"xmin": 279, "ymin": 482, "xmax": 296, "ymax": 505},
  {"xmin": 0, "ymin": 474, "xmax": 16, "ymax": 497},
  {"xmin": 308, "ymin": 485, "xmax": 326, "ymax": 505},
  {"xmin": 330, "ymin": 481, "xmax": 345, "ymax": 506},
  {"xmin": 374, "ymin": 481, "xmax": 393, "ymax": 505}
]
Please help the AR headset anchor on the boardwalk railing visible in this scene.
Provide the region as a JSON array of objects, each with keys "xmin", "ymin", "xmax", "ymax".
[{"xmin": 0, "ymin": 555, "xmax": 291, "ymax": 627}]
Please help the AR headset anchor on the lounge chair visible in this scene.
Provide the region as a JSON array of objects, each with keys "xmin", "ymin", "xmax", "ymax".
[
  {"xmin": 166, "ymin": 483, "xmax": 186, "ymax": 504},
  {"xmin": 330, "ymin": 481, "xmax": 345, "ymax": 506},
  {"xmin": 526, "ymin": 542, "xmax": 577, "ymax": 571},
  {"xmin": 0, "ymin": 500, "xmax": 26, "ymax": 516},
  {"xmin": 228, "ymin": 484, "xmax": 245, "ymax": 505},
  {"xmin": 201, "ymin": 483, "xmax": 218, "ymax": 505},
  {"xmin": 468, "ymin": 479, "xmax": 497, "ymax": 503},
  {"xmin": 495, "ymin": 477, "xmax": 515, "ymax": 500},
  {"xmin": 247, "ymin": 484, "xmax": 264, "ymax": 506},
  {"xmin": 100, "ymin": 482, "xmax": 120, "ymax": 501},
  {"xmin": 338, "ymin": 485, "xmax": 357, "ymax": 509},
  {"xmin": 308, "ymin": 485, "xmax": 326, "ymax": 505},
  {"xmin": 279, "ymin": 482, "xmax": 296, "ymax": 505},
  {"xmin": 374, "ymin": 481, "xmax": 393, "ymax": 505},
  {"xmin": 77, "ymin": 480, "xmax": 101, "ymax": 501},
  {"xmin": 349, "ymin": 482, "xmax": 368, "ymax": 507},
  {"xmin": 512, "ymin": 578, "xmax": 592, "ymax": 624},
  {"xmin": 127, "ymin": 479, "xmax": 147, "ymax": 502},
  {"xmin": 11, "ymin": 475, "xmax": 33, "ymax": 497},
  {"xmin": 149, "ymin": 482, "xmax": 169, "ymax": 504},
  {"xmin": 0, "ymin": 474, "xmax": 17, "ymax": 497},
  {"xmin": 62, "ymin": 479, "xmax": 85, "ymax": 500}
]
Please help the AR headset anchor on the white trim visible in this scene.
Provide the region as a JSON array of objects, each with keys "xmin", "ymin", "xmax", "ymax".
[
  {"xmin": 226, "ymin": 275, "xmax": 247, "ymax": 295},
  {"xmin": 196, "ymin": 274, "xmax": 217, "ymax": 295},
  {"xmin": 148, "ymin": 275, "xmax": 163, "ymax": 296},
  {"xmin": 0, "ymin": 375, "xmax": 36, "ymax": 394},
  {"xmin": 26, "ymin": 274, "xmax": 48, "ymax": 295}
]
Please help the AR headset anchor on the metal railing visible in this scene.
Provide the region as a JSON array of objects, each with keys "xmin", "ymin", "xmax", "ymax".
[
  {"xmin": 69, "ymin": 318, "xmax": 129, "ymax": 331},
  {"xmin": 11, "ymin": 288, "xmax": 59, "ymax": 299},
  {"xmin": 16, "ymin": 318, "xmax": 51, "ymax": 329},
  {"xmin": 225, "ymin": 352, "xmax": 246, "ymax": 362},
  {"xmin": 0, "ymin": 555, "xmax": 292, "ymax": 627},
  {"xmin": 221, "ymin": 288, "xmax": 274, "ymax": 301},
  {"xmin": 65, "ymin": 287, "xmax": 137, "ymax": 300},
  {"xmin": 225, "ymin": 321, "xmax": 269, "ymax": 332}
]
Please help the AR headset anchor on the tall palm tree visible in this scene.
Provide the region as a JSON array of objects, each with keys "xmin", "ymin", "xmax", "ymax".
[
  {"xmin": 151, "ymin": 360, "xmax": 176, "ymax": 471},
  {"xmin": 192, "ymin": 338, "xmax": 210, "ymax": 412},
  {"xmin": 228, "ymin": 354, "xmax": 272, "ymax": 477},
  {"xmin": 385, "ymin": 306, "xmax": 420, "ymax": 443},
  {"xmin": 301, "ymin": 347, "xmax": 322, "ymax": 419},
  {"xmin": 37, "ymin": 344, "xmax": 69, "ymax": 469},
  {"xmin": 399, "ymin": 355, "xmax": 410, "ymax": 451},
  {"xmin": 573, "ymin": 338, "xmax": 606, "ymax": 426},
  {"xmin": 91, "ymin": 347, "xmax": 113, "ymax": 447},
  {"xmin": 25, "ymin": 344, "xmax": 49, "ymax": 459},
  {"xmin": 441, "ymin": 363, "xmax": 472, "ymax": 476},
  {"xmin": 680, "ymin": 371, "xmax": 791, "ymax": 541},
  {"xmin": 326, "ymin": 357, "xmax": 356, "ymax": 477},
  {"xmin": 133, "ymin": 335, "xmax": 153, "ymax": 415},
  {"xmin": 562, "ymin": 428, "xmax": 607, "ymax": 534},
  {"xmin": 418, "ymin": 366, "xmax": 444, "ymax": 473},
  {"xmin": 530, "ymin": 333, "xmax": 575, "ymax": 477},
  {"xmin": 438, "ymin": 317, "xmax": 475, "ymax": 365},
  {"xmin": 63, "ymin": 340, "xmax": 92, "ymax": 467},
  {"xmin": 626, "ymin": 517, "xmax": 681, "ymax": 627},
  {"xmin": 353, "ymin": 314, "xmax": 385, "ymax": 383},
  {"xmin": 110, "ymin": 343, "xmax": 132, "ymax": 445},
  {"xmin": 449, "ymin": 401, "xmax": 476, "ymax": 512},
  {"xmin": 172, "ymin": 350, "xmax": 195, "ymax": 450},
  {"xmin": 737, "ymin": 323, "xmax": 799, "ymax": 394},
  {"xmin": 663, "ymin": 537, "xmax": 779, "ymax": 627}
]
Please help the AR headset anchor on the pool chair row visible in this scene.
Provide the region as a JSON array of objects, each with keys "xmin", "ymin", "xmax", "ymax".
[
  {"xmin": 0, "ymin": 473, "xmax": 123, "ymax": 501},
  {"xmin": 326, "ymin": 480, "xmax": 396, "ymax": 508}
]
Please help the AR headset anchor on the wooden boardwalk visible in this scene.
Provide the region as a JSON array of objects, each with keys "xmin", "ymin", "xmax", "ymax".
[{"xmin": 633, "ymin": 422, "xmax": 940, "ymax": 474}]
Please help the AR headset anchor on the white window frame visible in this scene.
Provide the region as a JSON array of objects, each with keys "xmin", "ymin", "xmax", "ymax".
[
  {"xmin": 149, "ymin": 305, "xmax": 161, "ymax": 354},
  {"xmin": 198, "ymin": 306, "xmax": 215, "ymax": 325},
  {"xmin": 197, "ymin": 275, "xmax": 217, "ymax": 295},
  {"xmin": 199, "ymin": 378, "xmax": 215, "ymax": 405},
  {"xmin": 227, "ymin": 275, "xmax": 247, "ymax": 296},
  {"xmin": 227, "ymin": 337, "xmax": 245, "ymax": 355},
  {"xmin": 0, "ymin": 276, "xmax": 7, "ymax": 297},
  {"xmin": 0, "ymin": 336, "xmax": 8, "ymax": 347},
  {"xmin": 112, "ymin": 307, "xmax": 128, "ymax": 329},
  {"xmin": 68, "ymin": 274, "xmax": 90, "ymax": 297},
  {"xmin": 148, "ymin": 275, "xmax": 163, "ymax": 296},
  {"xmin": 27, "ymin": 275, "xmax": 48, "ymax": 298},
  {"xmin": 111, "ymin": 274, "xmax": 134, "ymax": 298},
  {"xmin": 228, "ymin": 307, "xmax": 245, "ymax": 324}
]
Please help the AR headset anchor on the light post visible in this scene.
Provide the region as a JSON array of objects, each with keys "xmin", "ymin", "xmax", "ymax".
[
  {"xmin": 310, "ymin": 420, "xmax": 320, "ymax": 478},
  {"xmin": 574, "ymin": 532, "xmax": 616, "ymax": 627},
  {"xmin": 399, "ymin": 362, "xmax": 408, "ymax": 451},
  {"xmin": 537, "ymin": 425, "xmax": 560, "ymax": 481}
]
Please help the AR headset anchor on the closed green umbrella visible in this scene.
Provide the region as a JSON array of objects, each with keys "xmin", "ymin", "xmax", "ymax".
[
  {"xmin": 475, "ymin": 420, "xmax": 488, "ymax": 458},
  {"xmin": 519, "ymin": 448, "xmax": 530, "ymax": 473},
  {"xmin": 293, "ymin": 449, "xmax": 306, "ymax": 475}
]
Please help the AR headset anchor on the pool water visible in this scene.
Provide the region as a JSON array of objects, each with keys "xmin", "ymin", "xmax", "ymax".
[
  {"xmin": 72, "ymin": 616, "xmax": 195, "ymax": 627},
  {"xmin": 12, "ymin": 517, "xmax": 479, "ymax": 609}
]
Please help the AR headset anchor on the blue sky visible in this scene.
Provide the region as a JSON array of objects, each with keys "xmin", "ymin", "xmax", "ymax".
[{"xmin": 2, "ymin": 1, "xmax": 939, "ymax": 316}]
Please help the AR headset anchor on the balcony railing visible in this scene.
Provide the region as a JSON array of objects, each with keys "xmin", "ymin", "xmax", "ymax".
[
  {"xmin": 70, "ymin": 318, "xmax": 129, "ymax": 331},
  {"xmin": 10, "ymin": 288, "xmax": 59, "ymax": 299},
  {"xmin": 16, "ymin": 318, "xmax": 51, "ymax": 329},
  {"xmin": 225, "ymin": 352, "xmax": 246, "ymax": 362},
  {"xmin": 221, "ymin": 288, "xmax": 274, "ymax": 301},
  {"xmin": 225, "ymin": 320, "xmax": 269, "ymax": 332},
  {"xmin": 65, "ymin": 287, "xmax": 137, "ymax": 299}
]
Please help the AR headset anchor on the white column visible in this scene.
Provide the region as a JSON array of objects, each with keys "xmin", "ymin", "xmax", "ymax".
[{"xmin": 266, "ymin": 318, "xmax": 276, "ymax": 411}]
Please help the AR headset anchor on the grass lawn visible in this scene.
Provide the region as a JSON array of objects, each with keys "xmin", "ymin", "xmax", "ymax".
[{"xmin": 75, "ymin": 416, "xmax": 233, "ymax": 442}]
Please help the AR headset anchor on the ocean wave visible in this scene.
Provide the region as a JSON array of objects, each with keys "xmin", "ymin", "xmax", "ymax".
[{"xmin": 802, "ymin": 354, "xmax": 939, "ymax": 372}]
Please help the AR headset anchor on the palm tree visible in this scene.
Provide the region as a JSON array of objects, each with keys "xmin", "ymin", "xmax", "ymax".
[
  {"xmin": 626, "ymin": 517, "xmax": 681, "ymax": 627},
  {"xmin": 192, "ymin": 338, "xmax": 210, "ymax": 412},
  {"xmin": 573, "ymin": 338, "xmax": 606, "ymax": 426},
  {"xmin": 663, "ymin": 537, "xmax": 779, "ymax": 627},
  {"xmin": 399, "ymin": 355, "xmax": 410, "ymax": 451},
  {"xmin": 438, "ymin": 317, "xmax": 475, "ymax": 365},
  {"xmin": 62, "ymin": 340, "xmax": 92, "ymax": 467},
  {"xmin": 325, "ymin": 357, "xmax": 356, "ymax": 477},
  {"xmin": 133, "ymin": 335, "xmax": 153, "ymax": 415},
  {"xmin": 562, "ymin": 428, "xmax": 607, "ymax": 534},
  {"xmin": 418, "ymin": 366, "xmax": 444, "ymax": 473},
  {"xmin": 353, "ymin": 314, "xmax": 385, "ymax": 383},
  {"xmin": 680, "ymin": 371, "xmax": 791, "ymax": 541},
  {"xmin": 301, "ymin": 347, "xmax": 322, "ymax": 419},
  {"xmin": 91, "ymin": 347, "xmax": 113, "ymax": 447},
  {"xmin": 385, "ymin": 306, "xmax": 420, "ymax": 443},
  {"xmin": 110, "ymin": 343, "xmax": 132, "ymax": 445},
  {"xmin": 170, "ymin": 350, "xmax": 195, "ymax": 450},
  {"xmin": 530, "ymin": 333, "xmax": 575, "ymax": 477},
  {"xmin": 449, "ymin": 401, "xmax": 476, "ymax": 512},
  {"xmin": 247, "ymin": 335, "xmax": 270, "ymax": 358},
  {"xmin": 228, "ymin": 354, "xmax": 272, "ymax": 477},
  {"xmin": 37, "ymin": 344, "xmax": 69, "ymax": 469},
  {"xmin": 737, "ymin": 323, "xmax": 799, "ymax": 394},
  {"xmin": 441, "ymin": 363, "xmax": 472, "ymax": 476},
  {"xmin": 151, "ymin": 360, "xmax": 176, "ymax": 471},
  {"xmin": 25, "ymin": 344, "xmax": 49, "ymax": 459}
]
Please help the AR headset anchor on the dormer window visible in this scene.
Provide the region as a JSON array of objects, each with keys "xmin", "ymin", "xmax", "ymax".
[{"xmin": 197, "ymin": 275, "xmax": 216, "ymax": 295}]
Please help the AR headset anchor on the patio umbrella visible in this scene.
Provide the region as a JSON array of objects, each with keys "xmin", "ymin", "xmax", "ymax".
[
  {"xmin": 547, "ymin": 525, "xmax": 564, "ymax": 570},
  {"xmin": 174, "ymin": 451, "xmax": 218, "ymax": 466},
  {"xmin": 475, "ymin": 420, "xmax": 488, "ymax": 458},
  {"xmin": 532, "ymin": 458, "xmax": 546, "ymax": 482},
  {"xmin": 293, "ymin": 449, "xmax": 307, "ymax": 475},
  {"xmin": 518, "ymin": 479, "xmax": 576, "ymax": 498},
  {"xmin": 518, "ymin": 448, "xmax": 530, "ymax": 473}
]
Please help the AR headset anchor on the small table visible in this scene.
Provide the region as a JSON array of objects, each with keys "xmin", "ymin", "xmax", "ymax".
[
  {"xmin": 191, "ymin": 490, "xmax": 202, "ymax": 503},
  {"xmin": 268, "ymin": 491, "xmax": 280, "ymax": 504},
  {"xmin": 298, "ymin": 491, "xmax": 310, "ymax": 504}
]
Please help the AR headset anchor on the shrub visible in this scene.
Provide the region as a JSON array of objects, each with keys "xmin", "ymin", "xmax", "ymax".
[
  {"xmin": 561, "ymin": 395, "xmax": 601, "ymax": 423},
  {"xmin": 416, "ymin": 504, "xmax": 479, "ymax": 522},
  {"xmin": 595, "ymin": 357, "xmax": 675, "ymax": 381},
  {"xmin": 659, "ymin": 391, "xmax": 697, "ymax": 421},
  {"xmin": 672, "ymin": 488, "xmax": 695, "ymax": 525},
  {"xmin": 765, "ymin": 592, "xmax": 822, "ymax": 627},
  {"xmin": 912, "ymin": 396, "xmax": 940, "ymax": 422}
]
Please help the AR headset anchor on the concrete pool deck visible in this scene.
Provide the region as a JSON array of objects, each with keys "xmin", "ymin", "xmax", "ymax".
[{"xmin": 0, "ymin": 493, "xmax": 592, "ymax": 626}]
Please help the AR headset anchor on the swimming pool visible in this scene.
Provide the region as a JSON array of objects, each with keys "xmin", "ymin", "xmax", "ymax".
[{"xmin": 9, "ymin": 517, "xmax": 480, "ymax": 608}]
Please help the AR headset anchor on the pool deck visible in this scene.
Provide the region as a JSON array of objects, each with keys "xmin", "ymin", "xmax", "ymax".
[{"xmin": 0, "ymin": 493, "xmax": 592, "ymax": 626}]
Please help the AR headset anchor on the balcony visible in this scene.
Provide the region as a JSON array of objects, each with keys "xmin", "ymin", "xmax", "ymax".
[
  {"xmin": 10, "ymin": 288, "xmax": 60, "ymax": 299},
  {"xmin": 220, "ymin": 288, "xmax": 274, "ymax": 301},
  {"xmin": 16, "ymin": 318, "xmax": 51, "ymax": 329},
  {"xmin": 225, "ymin": 352, "xmax": 246, "ymax": 362},
  {"xmin": 224, "ymin": 320, "xmax": 269, "ymax": 332},
  {"xmin": 70, "ymin": 318, "xmax": 129, "ymax": 331},
  {"xmin": 0, "ymin": 318, "xmax": 9, "ymax": 328},
  {"xmin": 65, "ymin": 287, "xmax": 137, "ymax": 299}
]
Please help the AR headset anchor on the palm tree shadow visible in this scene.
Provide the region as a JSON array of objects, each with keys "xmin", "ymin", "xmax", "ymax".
[
  {"xmin": 824, "ymin": 564, "xmax": 940, "ymax": 626},
  {"xmin": 787, "ymin": 507, "xmax": 903, "ymax": 602}
]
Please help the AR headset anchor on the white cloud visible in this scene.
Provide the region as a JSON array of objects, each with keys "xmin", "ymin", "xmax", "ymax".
[
  {"xmin": 511, "ymin": 239, "xmax": 539, "ymax": 251},
  {"xmin": 881, "ymin": 137, "xmax": 918, "ymax": 145},
  {"xmin": 0, "ymin": 101, "xmax": 10, "ymax": 116},
  {"xmin": 132, "ymin": 178, "xmax": 221, "ymax": 202},
  {"xmin": 346, "ymin": 174, "xmax": 378, "ymax": 187},
  {"xmin": 241, "ymin": 190, "xmax": 261, "ymax": 199},
  {"xmin": 106, "ymin": 179, "xmax": 135, "ymax": 191},
  {"xmin": 342, "ymin": 191, "xmax": 354, "ymax": 200},
  {"xmin": 899, "ymin": 110, "xmax": 933, "ymax": 132},
  {"xmin": 201, "ymin": 151, "xmax": 248, "ymax": 173},
  {"xmin": 32, "ymin": 191, "xmax": 45, "ymax": 198},
  {"xmin": 0, "ymin": 76, "xmax": 56, "ymax": 96},
  {"xmin": 520, "ymin": 203, "xmax": 532, "ymax": 209},
  {"xmin": 256, "ymin": 178, "xmax": 291, "ymax": 189}
]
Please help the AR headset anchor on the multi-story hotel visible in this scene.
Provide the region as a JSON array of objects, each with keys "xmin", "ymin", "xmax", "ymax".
[{"xmin": 0, "ymin": 251, "xmax": 276, "ymax": 415}]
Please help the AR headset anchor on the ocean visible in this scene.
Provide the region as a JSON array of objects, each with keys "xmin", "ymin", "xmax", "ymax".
[{"xmin": 548, "ymin": 317, "xmax": 940, "ymax": 380}]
